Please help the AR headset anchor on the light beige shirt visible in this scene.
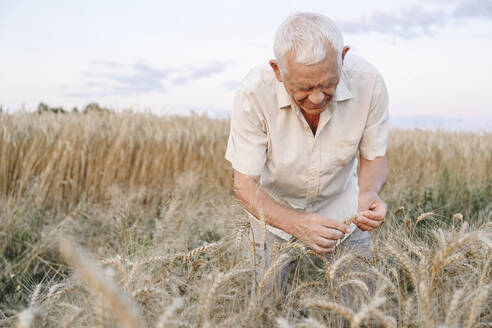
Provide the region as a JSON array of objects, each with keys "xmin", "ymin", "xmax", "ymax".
[{"xmin": 225, "ymin": 54, "xmax": 389, "ymax": 240}]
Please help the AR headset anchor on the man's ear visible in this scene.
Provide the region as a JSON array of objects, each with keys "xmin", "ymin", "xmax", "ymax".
[
  {"xmin": 341, "ymin": 46, "xmax": 350, "ymax": 65},
  {"xmin": 269, "ymin": 59, "xmax": 283, "ymax": 82}
]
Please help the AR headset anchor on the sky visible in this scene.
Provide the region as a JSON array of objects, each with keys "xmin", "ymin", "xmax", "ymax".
[{"xmin": 1, "ymin": 0, "xmax": 491, "ymax": 130}]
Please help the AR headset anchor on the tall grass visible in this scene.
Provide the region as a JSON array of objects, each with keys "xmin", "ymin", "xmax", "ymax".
[
  {"xmin": 0, "ymin": 111, "xmax": 231, "ymax": 210},
  {"xmin": 2, "ymin": 111, "xmax": 490, "ymax": 213},
  {"xmin": 0, "ymin": 111, "xmax": 490, "ymax": 327}
]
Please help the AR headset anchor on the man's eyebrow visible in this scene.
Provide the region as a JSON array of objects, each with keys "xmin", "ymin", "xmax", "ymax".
[
  {"xmin": 294, "ymin": 84, "xmax": 312, "ymax": 89},
  {"xmin": 294, "ymin": 78, "xmax": 339, "ymax": 90}
]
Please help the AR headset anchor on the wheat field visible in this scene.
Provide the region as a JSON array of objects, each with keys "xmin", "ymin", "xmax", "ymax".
[{"xmin": 0, "ymin": 110, "xmax": 491, "ymax": 327}]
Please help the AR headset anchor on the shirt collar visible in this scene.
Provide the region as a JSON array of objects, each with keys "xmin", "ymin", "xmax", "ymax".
[
  {"xmin": 334, "ymin": 74, "xmax": 353, "ymax": 101},
  {"xmin": 277, "ymin": 82, "xmax": 293, "ymax": 109},
  {"xmin": 277, "ymin": 73, "xmax": 353, "ymax": 110}
]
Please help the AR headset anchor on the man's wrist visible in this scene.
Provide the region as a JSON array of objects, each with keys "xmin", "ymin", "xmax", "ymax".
[
  {"xmin": 359, "ymin": 189, "xmax": 379, "ymax": 197},
  {"xmin": 277, "ymin": 209, "xmax": 308, "ymax": 237}
]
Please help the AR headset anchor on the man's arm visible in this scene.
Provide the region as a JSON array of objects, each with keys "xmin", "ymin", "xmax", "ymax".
[
  {"xmin": 233, "ymin": 169, "xmax": 350, "ymax": 254},
  {"xmin": 355, "ymin": 155, "xmax": 388, "ymax": 231}
]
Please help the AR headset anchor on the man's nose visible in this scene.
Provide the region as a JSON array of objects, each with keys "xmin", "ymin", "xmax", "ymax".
[{"xmin": 308, "ymin": 88, "xmax": 324, "ymax": 105}]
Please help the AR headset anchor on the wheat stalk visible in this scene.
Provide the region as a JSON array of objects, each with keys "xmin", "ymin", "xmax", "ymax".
[
  {"xmin": 303, "ymin": 298, "xmax": 355, "ymax": 323},
  {"xmin": 351, "ymin": 296, "xmax": 387, "ymax": 327},
  {"xmin": 444, "ymin": 288, "xmax": 465, "ymax": 327},
  {"xmin": 275, "ymin": 316, "xmax": 293, "ymax": 328},
  {"xmin": 402, "ymin": 296, "xmax": 415, "ymax": 328},
  {"xmin": 327, "ymin": 252, "xmax": 355, "ymax": 283},
  {"xmin": 297, "ymin": 317, "xmax": 326, "ymax": 328},
  {"xmin": 336, "ymin": 279, "xmax": 370, "ymax": 300},
  {"xmin": 383, "ymin": 242, "xmax": 417, "ymax": 288},
  {"xmin": 464, "ymin": 254, "xmax": 491, "ymax": 328},
  {"xmin": 284, "ymin": 281, "xmax": 324, "ymax": 314},
  {"xmin": 171, "ymin": 242, "xmax": 218, "ymax": 267},
  {"xmin": 16, "ymin": 308, "xmax": 39, "ymax": 328},
  {"xmin": 370, "ymin": 267, "xmax": 399, "ymax": 297},
  {"xmin": 156, "ymin": 297, "xmax": 185, "ymax": 328},
  {"xmin": 198, "ymin": 268, "xmax": 251, "ymax": 328},
  {"xmin": 430, "ymin": 231, "xmax": 477, "ymax": 295},
  {"xmin": 258, "ymin": 253, "xmax": 291, "ymax": 296},
  {"xmin": 368, "ymin": 309, "xmax": 397, "ymax": 328},
  {"xmin": 60, "ymin": 307, "xmax": 83, "ymax": 328}
]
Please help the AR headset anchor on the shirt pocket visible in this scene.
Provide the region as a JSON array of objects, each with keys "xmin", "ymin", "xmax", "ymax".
[
  {"xmin": 272, "ymin": 172, "xmax": 308, "ymax": 208},
  {"xmin": 335, "ymin": 138, "xmax": 360, "ymax": 167}
]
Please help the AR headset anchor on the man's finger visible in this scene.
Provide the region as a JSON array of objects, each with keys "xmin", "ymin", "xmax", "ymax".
[
  {"xmin": 321, "ymin": 227, "xmax": 345, "ymax": 240},
  {"xmin": 315, "ymin": 237, "xmax": 337, "ymax": 249},
  {"xmin": 311, "ymin": 244, "xmax": 336, "ymax": 255},
  {"xmin": 356, "ymin": 216, "xmax": 380, "ymax": 228},
  {"xmin": 360, "ymin": 209, "xmax": 385, "ymax": 221},
  {"xmin": 321, "ymin": 219, "xmax": 351, "ymax": 234},
  {"xmin": 356, "ymin": 223, "xmax": 372, "ymax": 231}
]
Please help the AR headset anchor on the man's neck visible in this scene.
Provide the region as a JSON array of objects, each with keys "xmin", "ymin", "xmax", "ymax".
[{"xmin": 301, "ymin": 110, "xmax": 320, "ymax": 135}]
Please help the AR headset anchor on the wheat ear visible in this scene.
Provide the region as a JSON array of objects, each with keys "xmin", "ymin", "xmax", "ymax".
[
  {"xmin": 303, "ymin": 298, "xmax": 355, "ymax": 323},
  {"xmin": 327, "ymin": 252, "xmax": 356, "ymax": 283},
  {"xmin": 198, "ymin": 268, "xmax": 251, "ymax": 328},
  {"xmin": 284, "ymin": 281, "xmax": 324, "ymax": 313},
  {"xmin": 430, "ymin": 231, "xmax": 476, "ymax": 295},
  {"xmin": 29, "ymin": 284, "xmax": 42, "ymax": 307},
  {"xmin": 259, "ymin": 253, "xmax": 290, "ymax": 296},
  {"xmin": 464, "ymin": 254, "xmax": 491, "ymax": 328},
  {"xmin": 351, "ymin": 296, "xmax": 387, "ymax": 327},
  {"xmin": 336, "ymin": 279, "xmax": 370, "ymax": 300},
  {"xmin": 383, "ymin": 242, "xmax": 417, "ymax": 288},
  {"xmin": 171, "ymin": 242, "xmax": 218, "ymax": 267},
  {"xmin": 59, "ymin": 236, "xmax": 145, "ymax": 328}
]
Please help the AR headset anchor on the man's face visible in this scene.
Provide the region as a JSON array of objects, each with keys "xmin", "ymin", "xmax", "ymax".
[{"xmin": 271, "ymin": 47, "xmax": 346, "ymax": 116}]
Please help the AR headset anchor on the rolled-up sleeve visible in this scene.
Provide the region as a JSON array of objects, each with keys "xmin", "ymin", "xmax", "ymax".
[
  {"xmin": 225, "ymin": 89, "xmax": 268, "ymax": 176},
  {"xmin": 359, "ymin": 73, "xmax": 389, "ymax": 160}
]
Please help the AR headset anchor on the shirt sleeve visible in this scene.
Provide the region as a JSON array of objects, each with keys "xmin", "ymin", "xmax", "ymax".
[
  {"xmin": 225, "ymin": 88, "xmax": 268, "ymax": 176},
  {"xmin": 358, "ymin": 73, "xmax": 389, "ymax": 160}
]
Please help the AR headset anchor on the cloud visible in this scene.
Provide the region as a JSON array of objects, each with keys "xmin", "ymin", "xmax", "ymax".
[
  {"xmin": 452, "ymin": 0, "xmax": 492, "ymax": 19},
  {"xmin": 222, "ymin": 80, "xmax": 240, "ymax": 90},
  {"xmin": 337, "ymin": 0, "xmax": 492, "ymax": 38},
  {"xmin": 171, "ymin": 62, "xmax": 227, "ymax": 85},
  {"xmin": 89, "ymin": 60, "xmax": 123, "ymax": 68},
  {"xmin": 65, "ymin": 61, "xmax": 228, "ymax": 97},
  {"xmin": 81, "ymin": 61, "xmax": 170, "ymax": 95}
]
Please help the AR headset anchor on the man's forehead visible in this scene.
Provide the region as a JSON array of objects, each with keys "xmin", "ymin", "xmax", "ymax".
[
  {"xmin": 285, "ymin": 55, "xmax": 339, "ymax": 85},
  {"xmin": 286, "ymin": 68, "xmax": 340, "ymax": 87}
]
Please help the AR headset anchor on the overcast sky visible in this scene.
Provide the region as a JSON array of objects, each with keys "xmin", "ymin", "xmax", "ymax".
[{"xmin": 1, "ymin": 0, "xmax": 491, "ymax": 129}]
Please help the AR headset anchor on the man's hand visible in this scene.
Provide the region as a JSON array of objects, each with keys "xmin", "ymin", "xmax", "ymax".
[
  {"xmin": 292, "ymin": 213, "xmax": 351, "ymax": 254},
  {"xmin": 355, "ymin": 190, "xmax": 387, "ymax": 231}
]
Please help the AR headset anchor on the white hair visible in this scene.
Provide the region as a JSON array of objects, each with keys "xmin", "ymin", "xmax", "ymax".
[{"xmin": 273, "ymin": 12, "xmax": 344, "ymax": 75}]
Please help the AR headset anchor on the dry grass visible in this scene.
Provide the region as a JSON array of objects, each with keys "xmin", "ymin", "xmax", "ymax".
[
  {"xmin": 0, "ymin": 111, "xmax": 491, "ymax": 327},
  {"xmin": 0, "ymin": 111, "xmax": 231, "ymax": 210},
  {"xmin": 1, "ymin": 111, "xmax": 490, "ymax": 212}
]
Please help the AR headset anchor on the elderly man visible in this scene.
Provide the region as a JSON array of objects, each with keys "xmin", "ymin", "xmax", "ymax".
[{"xmin": 225, "ymin": 12, "xmax": 389, "ymax": 301}]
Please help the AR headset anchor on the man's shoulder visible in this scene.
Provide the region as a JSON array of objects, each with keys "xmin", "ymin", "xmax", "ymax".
[
  {"xmin": 342, "ymin": 54, "xmax": 385, "ymax": 96},
  {"xmin": 343, "ymin": 53, "xmax": 381, "ymax": 77},
  {"xmin": 237, "ymin": 64, "xmax": 277, "ymax": 95}
]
